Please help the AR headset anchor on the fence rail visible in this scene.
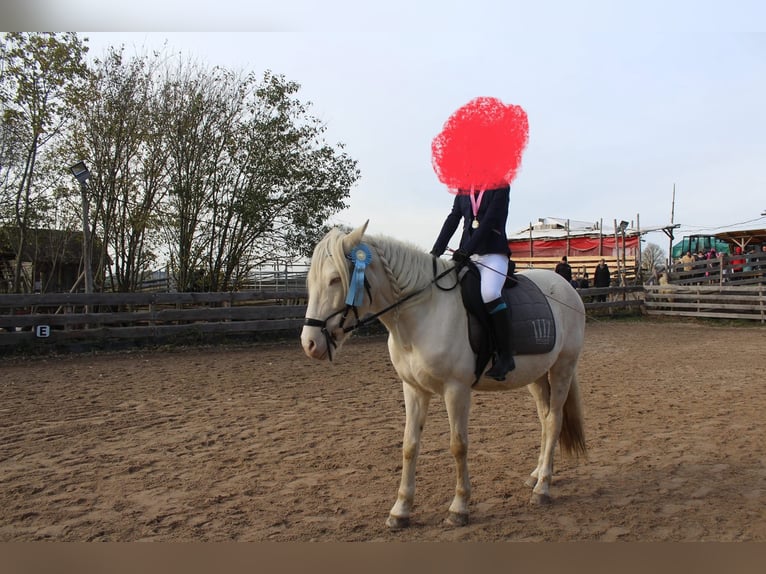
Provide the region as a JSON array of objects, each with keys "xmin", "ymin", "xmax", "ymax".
[
  {"xmin": 666, "ymin": 252, "xmax": 766, "ymax": 287},
  {"xmin": 2, "ymin": 280, "xmax": 764, "ymax": 352},
  {"xmin": 0, "ymin": 290, "xmax": 308, "ymax": 350},
  {"xmin": 645, "ymin": 284, "xmax": 766, "ymax": 322}
]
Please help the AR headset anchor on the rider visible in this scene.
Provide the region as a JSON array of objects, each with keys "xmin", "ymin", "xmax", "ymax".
[{"xmin": 430, "ymin": 184, "xmax": 515, "ymax": 380}]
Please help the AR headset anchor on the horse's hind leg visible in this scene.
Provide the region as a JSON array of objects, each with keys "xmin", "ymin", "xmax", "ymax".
[
  {"xmin": 526, "ymin": 373, "xmax": 551, "ymax": 490},
  {"xmin": 387, "ymin": 382, "xmax": 431, "ymax": 530},
  {"xmin": 527, "ymin": 364, "xmax": 574, "ymax": 505}
]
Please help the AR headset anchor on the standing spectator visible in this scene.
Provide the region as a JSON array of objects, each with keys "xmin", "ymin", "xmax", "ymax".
[
  {"xmin": 731, "ymin": 246, "xmax": 745, "ymax": 274},
  {"xmin": 578, "ymin": 269, "xmax": 590, "ymax": 289},
  {"xmin": 705, "ymin": 247, "xmax": 718, "ymax": 278},
  {"xmin": 555, "ymin": 256, "xmax": 573, "ymax": 284},
  {"xmin": 680, "ymin": 251, "xmax": 695, "ymax": 276},
  {"xmin": 594, "ymin": 258, "xmax": 611, "ymax": 302}
]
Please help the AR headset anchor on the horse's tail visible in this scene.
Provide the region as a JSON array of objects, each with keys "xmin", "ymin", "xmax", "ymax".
[{"xmin": 559, "ymin": 370, "xmax": 587, "ymax": 458}]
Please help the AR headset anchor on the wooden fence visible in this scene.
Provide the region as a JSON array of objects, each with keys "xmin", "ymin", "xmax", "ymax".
[
  {"xmin": 646, "ymin": 251, "xmax": 766, "ymax": 322},
  {"xmin": 513, "ymin": 255, "xmax": 638, "ymax": 284},
  {"xmin": 0, "ymin": 290, "xmax": 308, "ymax": 351},
  {"xmin": 666, "ymin": 251, "xmax": 766, "ymax": 287},
  {"xmin": 1, "ymin": 279, "xmax": 763, "ymax": 353},
  {"xmin": 645, "ymin": 284, "xmax": 766, "ymax": 322}
]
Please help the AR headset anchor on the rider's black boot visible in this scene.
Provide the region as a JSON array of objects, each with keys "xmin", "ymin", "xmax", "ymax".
[{"xmin": 484, "ymin": 298, "xmax": 515, "ymax": 381}]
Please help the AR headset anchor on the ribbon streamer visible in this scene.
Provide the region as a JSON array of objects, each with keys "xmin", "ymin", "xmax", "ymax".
[{"xmin": 345, "ymin": 244, "xmax": 372, "ymax": 307}]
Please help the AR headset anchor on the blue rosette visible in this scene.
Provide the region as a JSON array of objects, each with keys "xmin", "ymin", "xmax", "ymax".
[{"xmin": 345, "ymin": 244, "xmax": 372, "ymax": 307}]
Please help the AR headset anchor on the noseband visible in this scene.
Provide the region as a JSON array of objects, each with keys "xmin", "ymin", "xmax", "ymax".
[{"xmin": 303, "ymin": 304, "xmax": 365, "ymax": 362}]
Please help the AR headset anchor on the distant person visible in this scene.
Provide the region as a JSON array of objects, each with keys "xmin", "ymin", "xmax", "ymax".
[
  {"xmin": 594, "ymin": 258, "xmax": 611, "ymax": 302},
  {"xmin": 555, "ymin": 256, "xmax": 573, "ymax": 283},
  {"xmin": 680, "ymin": 250, "xmax": 695, "ymax": 281},
  {"xmin": 731, "ymin": 246, "xmax": 745, "ymax": 274},
  {"xmin": 681, "ymin": 251, "xmax": 694, "ymax": 273},
  {"xmin": 705, "ymin": 247, "xmax": 718, "ymax": 277},
  {"xmin": 578, "ymin": 269, "xmax": 590, "ymax": 289}
]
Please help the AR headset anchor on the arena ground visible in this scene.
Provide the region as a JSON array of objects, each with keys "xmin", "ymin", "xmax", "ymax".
[{"xmin": 1, "ymin": 319, "xmax": 765, "ymax": 541}]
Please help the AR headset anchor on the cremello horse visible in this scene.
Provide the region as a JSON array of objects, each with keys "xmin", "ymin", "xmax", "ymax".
[{"xmin": 301, "ymin": 222, "xmax": 586, "ymax": 528}]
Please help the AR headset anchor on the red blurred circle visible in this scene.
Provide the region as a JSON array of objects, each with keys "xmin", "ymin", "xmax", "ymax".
[{"xmin": 432, "ymin": 97, "xmax": 529, "ymax": 193}]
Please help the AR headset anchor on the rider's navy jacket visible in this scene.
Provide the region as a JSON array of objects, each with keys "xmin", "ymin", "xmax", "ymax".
[{"xmin": 431, "ymin": 185, "xmax": 510, "ymax": 257}]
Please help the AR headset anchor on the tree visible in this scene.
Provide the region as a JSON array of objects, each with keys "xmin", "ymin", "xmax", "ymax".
[
  {"xmin": 0, "ymin": 32, "xmax": 90, "ymax": 292},
  {"xmin": 205, "ymin": 71, "xmax": 358, "ymax": 290},
  {"xmin": 157, "ymin": 61, "xmax": 248, "ymax": 292},
  {"xmin": 2, "ymin": 36, "xmax": 359, "ymax": 293},
  {"xmin": 159, "ymin": 66, "xmax": 359, "ymax": 291},
  {"xmin": 62, "ymin": 46, "xmax": 169, "ymax": 292},
  {"xmin": 642, "ymin": 242, "xmax": 666, "ymax": 274}
]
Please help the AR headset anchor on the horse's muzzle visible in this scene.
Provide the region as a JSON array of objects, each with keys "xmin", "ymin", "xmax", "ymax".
[{"xmin": 301, "ymin": 318, "xmax": 336, "ymax": 361}]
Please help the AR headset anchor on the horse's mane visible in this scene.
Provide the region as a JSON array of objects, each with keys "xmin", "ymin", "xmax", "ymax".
[
  {"xmin": 366, "ymin": 234, "xmax": 448, "ymax": 298},
  {"xmin": 310, "ymin": 228, "xmax": 451, "ymax": 299}
]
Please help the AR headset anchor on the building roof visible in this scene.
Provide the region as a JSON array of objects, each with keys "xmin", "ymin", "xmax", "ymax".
[
  {"xmin": 713, "ymin": 228, "xmax": 766, "ymax": 248},
  {"xmin": 508, "ymin": 217, "xmax": 669, "ymax": 241}
]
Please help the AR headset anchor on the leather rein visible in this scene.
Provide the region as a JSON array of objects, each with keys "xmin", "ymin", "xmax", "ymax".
[{"xmin": 303, "ymin": 254, "xmax": 459, "ymax": 361}]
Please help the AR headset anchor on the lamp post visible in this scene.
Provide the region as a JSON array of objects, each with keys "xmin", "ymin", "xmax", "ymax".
[
  {"xmin": 618, "ymin": 220, "xmax": 629, "ymax": 286},
  {"xmin": 70, "ymin": 161, "xmax": 93, "ymax": 296}
]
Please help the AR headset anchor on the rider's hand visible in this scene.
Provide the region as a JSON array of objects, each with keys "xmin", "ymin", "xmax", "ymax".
[{"xmin": 451, "ymin": 249, "xmax": 469, "ymax": 266}]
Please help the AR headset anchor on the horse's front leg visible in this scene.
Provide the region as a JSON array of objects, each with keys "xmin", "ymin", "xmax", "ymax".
[
  {"xmin": 443, "ymin": 382, "xmax": 472, "ymax": 526},
  {"xmin": 386, "ymin": 382, "xmax": 431, "ymax": 530}
]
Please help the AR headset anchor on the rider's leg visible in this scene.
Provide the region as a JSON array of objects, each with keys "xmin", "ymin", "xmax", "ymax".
[{"xmin": 476, "ymin": 254, "xmax": 515, "ymax": 380}]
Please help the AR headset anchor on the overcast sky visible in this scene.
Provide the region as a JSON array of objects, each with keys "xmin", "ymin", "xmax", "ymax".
[{"xmin": 6, "ymin": 1, "xmax": 766, "ymax": 253}]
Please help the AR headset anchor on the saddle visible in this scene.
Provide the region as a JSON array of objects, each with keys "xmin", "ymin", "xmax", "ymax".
[{"xmin": 459, "ymin": 261, "xmax": 556, "ymax": 379}]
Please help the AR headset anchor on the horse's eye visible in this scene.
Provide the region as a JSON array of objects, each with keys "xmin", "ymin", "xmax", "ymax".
[{"xmin": 329, "ymin": 276, "xmax": 341, "ymax": 287}]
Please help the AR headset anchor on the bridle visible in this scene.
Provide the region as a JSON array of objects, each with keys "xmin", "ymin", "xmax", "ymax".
[{"xmin": 303, "ymin": 246, "xmax": 459, "ymax": 361}]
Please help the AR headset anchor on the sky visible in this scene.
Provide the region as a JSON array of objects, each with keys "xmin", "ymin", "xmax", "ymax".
[{"xmin": 4, "ymin": 0, "xmax": 766, "ymax": 254}]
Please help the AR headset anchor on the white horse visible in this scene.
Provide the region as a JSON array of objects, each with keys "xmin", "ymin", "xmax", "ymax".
[{"xmin": 301, "ymin": 222, "xmax": 587, "ymax": 528}]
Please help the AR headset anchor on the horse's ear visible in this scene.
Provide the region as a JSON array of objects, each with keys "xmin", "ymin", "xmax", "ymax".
[{"xmin": 342, "ymin": 220, "xmax": 369, "ymax": 253}]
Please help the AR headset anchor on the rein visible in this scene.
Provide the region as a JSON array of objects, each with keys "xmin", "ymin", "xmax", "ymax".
[{"xmin": 303, "ymin": 251, "xmax": 459, "ymax": 361}]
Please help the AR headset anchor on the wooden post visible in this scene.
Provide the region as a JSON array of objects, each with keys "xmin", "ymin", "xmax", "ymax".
[
  {"xmin": 613, "ymin": 219, "xmax": 621, "ymax": 285},
  {"xmin": 599, "ymin": 218, "xmax": 603, "ymax": 256},
  {"xmin": 669, "ymin": 184, "xmax": 676, "ymax": 268},
  {"xmin": 528, "ymin": 222, "xmax": 533, "ymax": 259},
  {"xmin": 80, "ymin": 182, "xmax": 93, "ymax": 298},
  {"xmin": 636, "ymin": 213, "xmax": 642, "ymax": 282}
]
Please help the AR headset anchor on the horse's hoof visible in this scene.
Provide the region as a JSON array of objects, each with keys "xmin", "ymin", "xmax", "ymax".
[
  {"xmin": 524, "ymin": 476, "xmax": 537, "ymax": 488},
  {"xmin": 530, "ymin": 492, "xmax": 552, "ymax": 505},
  {"xmin": 444, "ymin": 512, "xmax": 469, "ymax": 527},
  {"xmin": 386, "ymin": 514, "xmax": 410, "ymax": 530}
]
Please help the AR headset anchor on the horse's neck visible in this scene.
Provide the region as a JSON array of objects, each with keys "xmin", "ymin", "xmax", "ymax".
[{"xmin": 368, "ymin": 243, "xmax": 462, "ymax": 350}]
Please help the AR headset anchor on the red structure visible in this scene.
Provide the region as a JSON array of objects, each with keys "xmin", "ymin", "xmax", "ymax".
[
  {"xmin": 507, "ymin": 217, "xmax": 649, "ymax": 259},
  {"xmin": 508, "ymin": 233, "xmax": 641, "ymax": 258}
]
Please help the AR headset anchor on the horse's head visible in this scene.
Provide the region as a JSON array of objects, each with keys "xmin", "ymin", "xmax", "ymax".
[{"xmin": 301, "ymin": 221, "xmax": 370, "ymax": 360}]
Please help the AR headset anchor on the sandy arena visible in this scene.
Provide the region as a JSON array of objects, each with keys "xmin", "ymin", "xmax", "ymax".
[{"xmin": 1, "ymin": 319, "xmax": 765, "ymax": 541}]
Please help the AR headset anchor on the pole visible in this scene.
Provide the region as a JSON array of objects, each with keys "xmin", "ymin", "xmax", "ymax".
[
  {"xmin": 669, "ymin": 184, "xmax": 676, "ymax": 267},
  {"xmin": 80, "ymin": 181, "xmax": 93, "ymax": 315},
  {"xmin": 622, "ymin": 227, "xmax": 627, "ymax": 285},
  {"xmin": 613, "ymin": 219, "xmax": 622, "ymax": 285},
  {"xmin": 636, "ymin": 213, "xmax": 642, "ymax": 282},
  {"xmin": 528, "ymin": 222, "xmax": 533, "ymax": 258},
  {"xmin": 599, "ymin": 218, "xmax": 603, "ymax": 256}
]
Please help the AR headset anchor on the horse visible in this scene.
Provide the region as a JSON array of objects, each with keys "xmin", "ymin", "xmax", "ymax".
[{"xmin": 300, "ymin": 222, "xmax": 587, "ymax": 529}]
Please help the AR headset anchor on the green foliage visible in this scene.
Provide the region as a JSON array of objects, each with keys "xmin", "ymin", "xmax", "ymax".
[
  {"xmin": 642, "ymin": 242, "xmax": 666, "ymax": 271},
  {"xmin": 0, "ymin": 32, "xmax": 90, "ymax": 292},
  {"xmin": 1, "ymin": 34, "xmax": 360, "ymax": 293}
]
